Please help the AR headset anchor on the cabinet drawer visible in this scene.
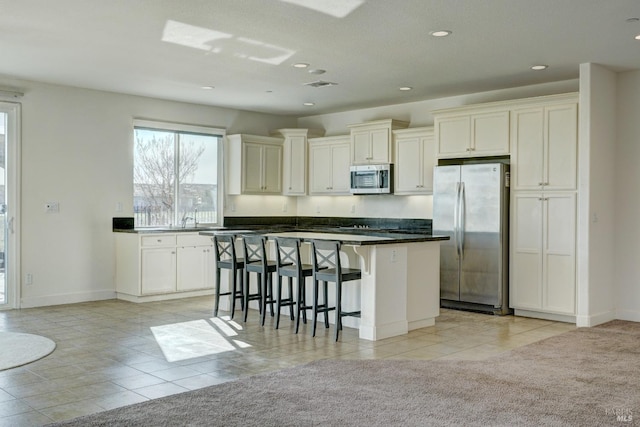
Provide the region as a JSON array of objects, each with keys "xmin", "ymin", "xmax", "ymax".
[
  {"xmin": 141, "ymin": 234, "xmax": 176, "ymax": 247},
  {"xmin": 177, "ymin": 234, "xmax": 212, "ymax": 246}
]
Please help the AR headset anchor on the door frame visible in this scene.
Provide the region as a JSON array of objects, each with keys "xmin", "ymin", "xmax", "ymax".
[{"xmin": 0, "ymin": 101, "xmax": 21, "ymax": 310}]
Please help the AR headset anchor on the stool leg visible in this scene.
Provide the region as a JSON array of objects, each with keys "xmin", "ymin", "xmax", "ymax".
[
  {"xmin": 268, "ymin": 273, "xmax": 275, "ymax": 317},
  {"xmin": 230, "ymin": 267, "xmax": 237, "ymax": 320},
  {"xmin": 300, "ymin": 276, "xmax": 307, "ymax": 324},
  {"xmin": 243, "ymin": 270, "xmax": 250, "ymax": 322},
  {"xmin": 288, "ymin": 277, "xmax": 295, "ymax": 321},
  {"xmin": 335, "ymin": 281, "xmax": 342, "ymax": 342},
  {"xmin": 275, "ymin": 275, "xmax": 282, "ymax": 330},
  {"xmin": 214, "ymin": 267, "xmax": 221, "ymax": 317},
  {"xmin": 239, "ymin": 268, "xmax": 245, "ymax": 311},
  {"xmin": 261, "ymin": 273, "xmax": 268, "ymax": 326},
  {"xmin": 323, "ymin": 281, "xmax": 330, "ymax": 329},
  {"xmin": 312, "ymin": 279, "xmax": 319, "ymax": 337}
]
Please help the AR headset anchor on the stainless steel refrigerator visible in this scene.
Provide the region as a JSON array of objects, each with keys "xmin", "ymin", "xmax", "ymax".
[{"xmin": 433, "ymin": 163, "xmax": 510, "ymax": 314}]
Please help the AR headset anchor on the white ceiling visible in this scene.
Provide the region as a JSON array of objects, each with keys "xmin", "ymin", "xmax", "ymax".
[{"xmin": 1, "ymin": 0, "xmax": 639, "ymax": 116}]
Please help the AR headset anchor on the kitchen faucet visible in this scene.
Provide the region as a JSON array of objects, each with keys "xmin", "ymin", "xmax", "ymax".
[{"xmin": 180, "ymin": 212, "xmax": 197, "ymax": 228}]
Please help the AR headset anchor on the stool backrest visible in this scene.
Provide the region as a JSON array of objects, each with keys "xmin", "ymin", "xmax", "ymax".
[
  {"xmin": 242, "ymin": 235, "xmax": 268, "ymax": 266},
  {"xmin": 213, "ymin": 234, "xmax": 238, "ymax": 264},
  {"xmin": 274, "ymin": 237, "xmax": 302, "ymax": 271},
  {"xmin": 311, "ymin": 239, "xmax": 342, "ymax": 273}
]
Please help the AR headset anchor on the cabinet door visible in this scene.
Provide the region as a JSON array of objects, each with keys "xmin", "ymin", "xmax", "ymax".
[
  {"xmin": 545, "ymin": 104, "xmax": 578, "ymax": 191},
  {"xmin": 263, "ymin": 144, "xmax": 282, "ymax": 193},
  {"xmin": 436, "ymin": 116, "xmax": 470, "ymax": 158},
  {"xmin": 331, "ymin": 143, "xmax": 351, "ymax": 193},
  {"xmin": 309, "ymin": 144, "xmax": 333, "ymax": 194},
  {"xmin": 543, "ymin": 193, "xmax": 576, "ymax": 314},
  {"xmin": 395, "ymin": 137, "xmax": 422, "ymax": 193},
  {"xmin": 420, "ymin": 134, "xmax": 436, "ymax": 193},
  {"xmin": 141, "ymin": 248, "xmax": 176, "ymax": 294},
  {"xmin": 283, "ymin": 136, "xmax": 306, "ymax": 195},
  {"xmin": 472, "ymin": 111, "xmax": 510, "ymax": 156},
  {"xmin": 510, "ymin": 193, "xmax": 543, "ymax": 310},
  {"xmin": 511, "ymin": 108, "xmax": 544, "ymax": 190},
  {"xmin": 242, "ymin": 143, "xmax": 264, "ymax": 193},
  {"xmin": 351, "ymin": 130, "xmax": 371, "ymax": 164},
  {"xmin": 369, "ymin": 128, "xmax": 391, "ymax": 163},
  {"xmin": 177, "ymin": 246, "xmax": 213, "ymax": 291}
]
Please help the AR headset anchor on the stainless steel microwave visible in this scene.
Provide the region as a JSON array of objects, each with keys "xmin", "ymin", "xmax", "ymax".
[{"xmin": 350, "ymin": 164, "xmax": 393, "ymax": 194}]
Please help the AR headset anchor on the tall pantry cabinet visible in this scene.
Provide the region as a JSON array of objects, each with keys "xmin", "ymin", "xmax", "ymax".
[{"xmin": 509, "ymin": 96, "xmax": 579, "ymax": 319}]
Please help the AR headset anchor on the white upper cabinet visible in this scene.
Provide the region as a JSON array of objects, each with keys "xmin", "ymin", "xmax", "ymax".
[
  {"xmin": 308, "ymin": 135, "xmax": 351, "ymax": 195},
  {"xmin": 435, "ymin": 109, "xmax": 510, "ymax": 158},
  {"xmin": 511, "ymin": 102, "xmax": 578, "ymax": 191},
  {"xmin": 272, "ymin": 128, "xmax": 324, "ymax": 196},
  {"xmin": 393, "ymin": 127, "xmax": 436, "ymax": 194},
  {"xmin": 348, "ymin": 119, "xmax": 409, "ymax": 165},
  {"xmin": 226, "ymin": 134, "xmax": 283, "ymax": 195}
]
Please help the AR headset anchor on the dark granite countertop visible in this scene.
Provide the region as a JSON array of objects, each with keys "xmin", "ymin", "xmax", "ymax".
[{"xmin": 113, "ymin": 225, "xmax": 448, "ymax": 245}]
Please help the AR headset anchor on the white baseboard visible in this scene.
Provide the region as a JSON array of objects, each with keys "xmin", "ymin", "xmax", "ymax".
[
  {"xmin": 21, "ymin": 290, "xmax": 116, "ymax": 308},
  {"xmin": 408, "ymin": 317, "xmax": 436, "ymax": 331},
  {"xmin": 514, "ymin": 309, "xmax": 576, "ymax": 324},
  {"xmin": 116, "ymin": 289, "xmax": 215, "ymax": 303},
  {"xmin": 359, "ymin": 320, "xmax": 408, "ymax": 341},
  {"xmin": 575, "ymin": 310, "xmax": 616, "ymax": 327},
  {"xmin": 615, "ymin": 309, "xmax": 640, "ymax": 322}
]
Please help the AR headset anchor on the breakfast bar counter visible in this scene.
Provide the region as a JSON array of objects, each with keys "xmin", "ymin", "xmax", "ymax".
[{"xmin": 200, "ymin": 229, "xmax": 448, "ymax": 341}]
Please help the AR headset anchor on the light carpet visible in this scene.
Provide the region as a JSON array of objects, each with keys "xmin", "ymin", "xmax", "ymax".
[
  {"xmin": 0, "ymin": 332, "xmax": 56, "ymax": 371},
  {"xmin": 48, "ymin": 320, "xmax": 639, "ymax": 426}
]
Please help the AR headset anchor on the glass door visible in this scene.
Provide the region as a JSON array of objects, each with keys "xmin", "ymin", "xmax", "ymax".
[{"xmin": 0, "ymin": 101, "xmax": 20, "ymax": 309}]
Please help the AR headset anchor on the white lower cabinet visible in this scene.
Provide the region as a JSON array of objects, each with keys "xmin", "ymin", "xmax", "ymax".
[
  {"xmin": 510, "ymin": 192, "xmax": 576, "ymax": 315},
  {"xmin": 116, "ymin": 232, "xmax": 215, "ymax": 301}
]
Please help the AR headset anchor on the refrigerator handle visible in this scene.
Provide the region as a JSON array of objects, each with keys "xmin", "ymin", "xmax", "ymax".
[
  {"xmin": 453, "ymin": 182, "xmax": 460, "ymax": 258},
  {"xmin": 458, "ymin": 182, "xmax": 465, "ymax": 260}
]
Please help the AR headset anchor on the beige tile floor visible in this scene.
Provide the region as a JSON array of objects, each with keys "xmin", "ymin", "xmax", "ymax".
[{"xmin": 0, "ymin": 297, "xmax": 575, "ymax": 426}]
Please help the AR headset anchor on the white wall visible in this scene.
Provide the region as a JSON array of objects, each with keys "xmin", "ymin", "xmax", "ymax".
[
  {"xmin": 614, "ymin": 70, "xmax": 640, "ymax": 321},
  {"xmin": 1, "ymin": 77, "xmax": 296, "ymax": 307},
  {"xmin": 576, "ymin": 64, "xmax": 617, "ymax": 326}
]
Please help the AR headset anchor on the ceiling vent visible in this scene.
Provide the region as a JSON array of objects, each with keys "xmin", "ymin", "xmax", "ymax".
[{"xmin": 303, "ymin": 80, "xmax": 338, "ymax": 88}]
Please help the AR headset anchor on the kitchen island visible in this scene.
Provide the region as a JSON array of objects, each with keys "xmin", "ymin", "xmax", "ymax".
[{"xmin": 200, "ymin": 229, "xmax": 448, "ymax": 341}]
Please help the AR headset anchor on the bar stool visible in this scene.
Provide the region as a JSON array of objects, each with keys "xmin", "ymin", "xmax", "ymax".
[
  {"xmin": 274, "ymin": 237, "xmax": 313, "ymax": 332},
  {"xmin": 212, "ymin": 234, "xmax": 245, "ymax": 319},
  {"xmin": 310, "ymin": 240, "xmax": 362, "ymax": 341},
  {"xmin": 242, "ymin": 235, "xmax": 277, "ymax": 325}
]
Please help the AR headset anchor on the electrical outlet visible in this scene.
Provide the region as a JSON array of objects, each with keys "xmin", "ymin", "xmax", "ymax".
[
  {"xmin": 351, "ymin": 204, "xmax": 356, "ymax": 213},
  {"xmin": 115, "ymin": 202, "xmax": 123, "ymax": 212},
  {"xmin": 25, "ymin": 273, "xmax": 33, "ymax": 285},
  {"xmin": 316, "ymin": 205, "xmax": 321, "ymax": 213},
  {"xmin": 45, "ymin": 202, "xmax": 59, "ymax": 213},
  {"xmin": 390, "ymin": 249, "xmax": 398, "ymax": 263},
  {"xmin": 282, "ymin": 202, "xmax": 288, "ymax": 213}
]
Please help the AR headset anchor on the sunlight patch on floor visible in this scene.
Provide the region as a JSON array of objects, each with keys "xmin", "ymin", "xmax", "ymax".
[{"xmin": 150, "ymin": 318, "xmax": 251, "ymax": 362}]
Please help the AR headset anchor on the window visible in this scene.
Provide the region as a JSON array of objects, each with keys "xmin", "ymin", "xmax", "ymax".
[{"xmin": 133, "ymin": 120, "xmax": 223, "ymax": 227}]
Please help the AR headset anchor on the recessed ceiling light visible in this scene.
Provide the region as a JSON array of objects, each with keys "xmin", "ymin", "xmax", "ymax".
[
  {"xmin": 430, "ymin": 30, "xmax": 452, "ymax": 37},
  {"xmin": 293, "ymin": 62, "xmax": 310, "ymax": 68},
  {"xmin": 635, "ymin": 34, "xmax": 640, "ymax": 40},
  {"xmin": 201, "ymin": 86, "xmax": 215, "ymax": 89},
  {"xmin": 308, "ymin": 69, "xmax": 326, "ymax": 75},
  {"xmin": 265, "ymin": 90, "xmax": 273, "ymax": 93},
  {"xmin": 399, "ymin": 86, "xmax": 413, "ymax": 91},
  {"xmin": 303, "ymin": 102, "xmax": 315, "ymax": 106},
  {"xmin": 626, "ymin": 17, "xmax": 640, "ymax": 23},
  {"xmin": 531, "ymin": 65, "xmax": 548, "ymax": 71}
]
